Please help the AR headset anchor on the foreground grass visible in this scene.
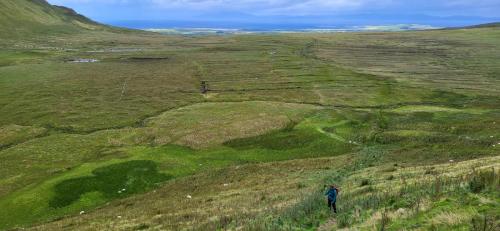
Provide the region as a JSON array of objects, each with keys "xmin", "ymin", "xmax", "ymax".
[
  {"xmin": 245, "ymin": 155, "xmax": 499, "ymax": 231},
  {"xmin": 27, "ymin": 152, "xmax": 499, "ymax": 231},
  {"xmin": 334, "ymin": 156, "xmax": 499, "ymax": 230},
  {"xmin": 29, "ymin": 155, "xmax": 353, "ymax": 230}
]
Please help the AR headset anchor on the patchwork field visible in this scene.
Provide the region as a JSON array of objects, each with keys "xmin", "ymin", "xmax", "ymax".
[{"xmin": 0, "ymin": 15, "xmax": 499, "ymax": 230}]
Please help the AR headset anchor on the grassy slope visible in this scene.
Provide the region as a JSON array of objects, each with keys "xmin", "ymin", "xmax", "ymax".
[
  {"xmin": 29, "ymin": 155, "xmax": 354, "ymax": 230},
  {"xmin": 314, "ymin": 29, "xmax": 500, "ymax": 96},
  {"xmin": 314, "ymin": 155, "xmax": 499, "ymax": 231},
  {"xmin": 28, "ymin": 151, "xmax": 500, "ymax": 230},
  {"xmin": 0, "ymin": 20, "xmax": 499, "ymax": 230},
  {"xmin": 0, "ymin": 0, "xmax": 102, "ymax": 37}
]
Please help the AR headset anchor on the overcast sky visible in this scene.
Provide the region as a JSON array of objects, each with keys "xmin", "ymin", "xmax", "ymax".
[{"xmin": 47, "ymin": 0, "xmax": 500, "ymax": 28}]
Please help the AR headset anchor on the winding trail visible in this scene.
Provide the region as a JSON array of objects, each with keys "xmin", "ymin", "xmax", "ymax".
[
  {"xmin": 315, "ymin": 120, "xmax": 350, "ymax": 143},
  {"xmin": 317, "ymin": 217, "xmax": 337, "ymax": 231},
  {"xmin": 314, "ymin": 84, "xmax": 328, "ymax": 105},
  {"xmin": 0, "ymin": 99, "xmax": 448, "ymax": 152}
]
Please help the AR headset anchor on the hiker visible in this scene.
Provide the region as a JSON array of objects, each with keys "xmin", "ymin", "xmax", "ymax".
[{"xmin": 325, "ymin": 184, "xmax": 338, "ymax": 213}]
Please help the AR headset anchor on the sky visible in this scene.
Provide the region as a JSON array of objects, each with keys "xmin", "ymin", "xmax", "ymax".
[{"xmin": 47, "ymin": 0, "xmax": 500, "ymax": 29}]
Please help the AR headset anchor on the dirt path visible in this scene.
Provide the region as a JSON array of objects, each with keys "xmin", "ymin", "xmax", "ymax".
[
  {"xmin": 316, "ymin": 127, "xmax": 347, "ymax": 143},
  {"xmin": 317, "ymin": 217, "xmax": 337, "ymax": 231},
  {"xmin": 315, "ymin": 120, "xmax": 353, "ymax": 144},
  {"xmin": 314, "ymin": 84, "xmax": 327, "ymax": 105}
]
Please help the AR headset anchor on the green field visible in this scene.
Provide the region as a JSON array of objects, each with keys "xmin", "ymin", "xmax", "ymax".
[{"xmin": 0, "ymin": 1, "xmax": 499, "ymax": 230}]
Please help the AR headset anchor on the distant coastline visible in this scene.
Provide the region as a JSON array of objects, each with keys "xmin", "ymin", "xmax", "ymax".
[{"xmin": 145, "ymin": 24, "xmax": 441, "ymax": 35}]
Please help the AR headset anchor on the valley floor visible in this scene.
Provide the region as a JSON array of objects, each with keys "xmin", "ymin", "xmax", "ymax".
[{"xmin": 0, "ymin": 26, "xmax": 499, "ymax": 230}]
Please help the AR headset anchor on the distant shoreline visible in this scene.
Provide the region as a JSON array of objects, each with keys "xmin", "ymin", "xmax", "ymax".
[{"xmin": 144, "ymin": 24, "xmax": 441, "ymax": 35}]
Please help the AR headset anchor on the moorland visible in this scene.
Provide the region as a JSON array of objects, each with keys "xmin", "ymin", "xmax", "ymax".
[{"xmin": 0, "ymin": 0, "xmax": 499, "ymax": 230}]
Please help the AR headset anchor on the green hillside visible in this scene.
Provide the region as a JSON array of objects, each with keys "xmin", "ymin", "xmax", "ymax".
[{"xmin": 0, "ymin": 0, "xmax": 106, "ymax": 38}]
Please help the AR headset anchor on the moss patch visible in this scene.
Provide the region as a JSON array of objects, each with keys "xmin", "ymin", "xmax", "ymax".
[{"xmin": 49, "ymin": 160, "xmax": 170, "ymax": 208}]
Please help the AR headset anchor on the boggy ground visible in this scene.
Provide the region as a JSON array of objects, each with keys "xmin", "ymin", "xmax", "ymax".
[{"xmin": 0, "ymin": 26, "xmax": 499, "ymax": 230}]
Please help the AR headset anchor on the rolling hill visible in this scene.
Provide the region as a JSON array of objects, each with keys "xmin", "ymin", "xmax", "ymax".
[
  {"xmin": 0, "ymin": 0, "xmax": 108, "ymax": 38},
  {"xmin": 466, "ymin": 22, "xmax": 500, "ymax": 28}
]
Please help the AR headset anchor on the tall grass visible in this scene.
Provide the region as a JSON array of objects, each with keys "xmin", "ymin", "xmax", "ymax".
[
  {"xmin": 237, "ymin": 147, "xmax": 385, "ymax": 230},
  {"xmin": 239, "ymin": 160, "xmax": 499, "ymax": 230}
]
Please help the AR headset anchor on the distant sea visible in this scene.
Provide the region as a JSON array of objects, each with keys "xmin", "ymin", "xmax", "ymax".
[
  {"xmin": 107, "ymin": 14, "xmax": 499, "ymax": 34},
  {"xmin": 142, "ymin": 24, "xmax": 442, "ymax": 35}
]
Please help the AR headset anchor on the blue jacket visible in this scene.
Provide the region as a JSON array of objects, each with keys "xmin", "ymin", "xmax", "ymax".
[{"xmin": 325, "ymin": 188, "xmax": 337, "ymax": 202}]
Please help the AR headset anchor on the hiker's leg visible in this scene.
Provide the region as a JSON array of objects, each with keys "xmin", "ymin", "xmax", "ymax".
[
  {"xmin": 333, "ymin": 202, "xmax": 337, "ymax": 213},
  {"xmin": 327, "ymin": 199, "xmax": 332, "ymax": 209}
]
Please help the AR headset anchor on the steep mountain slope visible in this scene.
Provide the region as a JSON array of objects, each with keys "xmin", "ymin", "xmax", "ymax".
[{"xmin": 0, "ymin": 0, "xmax": 107, "ymax": 38}]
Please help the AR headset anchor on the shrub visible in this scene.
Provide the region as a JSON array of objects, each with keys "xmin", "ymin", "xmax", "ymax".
[
  {"xmin": 377, "ymin": 209, "xmax": 390, "ymax": 231},
  {"xmin": 360, "ymin": 179, "xmax": 371, "ymax": 187},
  {"xmin": 468, "ymin": 168, "xmax": 498, "ymax": 193},
  {"xmin": 376, "ymin": 111, "xmax": 389, "ymax": 130},
  {"xmin": 297, "ymin": 182, "xmax": 307, "ymax": 189},
  {"xmin": 471, "ymin": 214, "xmax": 499, "ymax": 231},
  {"xmin": 425, "ymin": 168, "xmax": 437, "ymax": 175},
  {"xmin": 337, "ymin": 212, "xmax": 354, "ymax": 228},
  {"xmin": 133, "ymin": 224, "xmax": 150, "ymax": 230}
]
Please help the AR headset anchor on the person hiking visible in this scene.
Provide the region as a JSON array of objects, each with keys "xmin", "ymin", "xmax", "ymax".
[{"xmin": 325, "ymin": 184, "xmax": 338, "ymax": 213}]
